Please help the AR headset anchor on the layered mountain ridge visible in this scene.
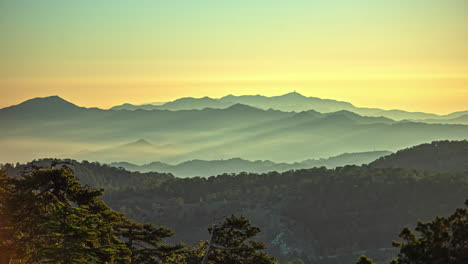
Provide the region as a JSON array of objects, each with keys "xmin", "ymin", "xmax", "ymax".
[
  {"xmin": 111, "ymin": 150, "xmax": 392, "ymax": 177},
  {"xmin": 110, "ymin": 92, "xmax": 468, "ymax": 122},
  {"xmin": 1, "ymin": 95, "xmax": 467, "ymax": 164}
]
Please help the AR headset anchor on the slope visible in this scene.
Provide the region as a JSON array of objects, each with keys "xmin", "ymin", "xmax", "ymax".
[{"xmin": 369, "ymin": 140, "xmax": 468, "ymax": 172}]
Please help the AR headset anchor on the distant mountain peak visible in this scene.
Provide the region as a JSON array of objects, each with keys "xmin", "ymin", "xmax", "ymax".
[
  {"xmin": 24, "ymin": 95, "xmax": 75, "ymax": 105},
  {"xmin": 132, "ymin": 139, "xmax": 152, "ymax": 146},
  {"xmin": 281, "ymin": 91, "xmax": 305, "ymax": 97},
  {"xmin": 292, "ymin": 109, "xmax": 323, "ymax": 119},
  {"xmin": 330, "ymin": 110, "xmax": 360, "ymax": 116},
  {"xmin": 225, "ymin": 103, "xmax": 260, "ymax": 111},
  {"xmin": 1, "ymin": 95, "xmax": 81, "ymax": 113},
  {"xmin": 116, "ymin": 139, "xmax": 154, "ymax": 149}
]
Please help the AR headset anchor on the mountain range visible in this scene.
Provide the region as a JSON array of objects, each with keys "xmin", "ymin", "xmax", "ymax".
[
  {"xmin": 0, "ymin": 95, "xmax": 467, "ymax": 164},
  {"xmin": 111, "ymin": 150, "xmax": 392, "ymax": 177},
  {"xmin": 111, "ymin": 92, "xmax": 468, "ymax": 122}
]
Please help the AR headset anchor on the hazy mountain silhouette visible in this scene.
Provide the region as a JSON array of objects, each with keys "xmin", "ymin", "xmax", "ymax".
[
  {"xmin": 72, "ymin": 139, "xmax": 173, "ymax": 164},
  {"xmin": 110, "ymin": 151, "xmax": 391, "ymax": 177},
  {"xmin": 442, "ymin": 110, "xmax": 468, "ymax": 119},
  {"xmin": 369, "ymin": 140, "xmax": 468, "ymax": 171},
  {"xmin": 1, "ymin": 96, "xmax": 467, "ymax": 164},
  {"xmin": 411, "ymin": 114, "xmax": 468, "ymax": 125},
  {"xmin": 301, "ymin": 151, "xmax": 392, "ymax": 168},
  {"xmin": 111, "ymin": 102, "xmax": 165, "ymax": 111},
  {"xmin": 0, "ymin": 96, "xmax": 83, "ymax": 118},
  {"xmin": 110, "ymin": 92, "xmax": 467, "ymax": 122}
]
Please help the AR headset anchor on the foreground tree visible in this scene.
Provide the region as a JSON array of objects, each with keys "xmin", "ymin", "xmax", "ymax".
[
  {"xmin": 390, "ymin": 199, "xmax": 468, "ymax": 264},
  {"xmin": 200, "ymin": 215, "xmax": 277, "ymax": 264},
  {"xmin": 355, "ymin": 255, "xmax": 376, "ymax": 264},
  {"xmin": 0, "ymin": 167, "xmax": 180, "ymax": 264},
  {"xmin": 355, "ymin": 199, "xmax": 468, "ymax": 264},
  {"xmin": 0, "ymin": 170, "xmax": 15, "ymax": 264},
  {"xmin": 117, "ymin": 220, "xmax": 184, "ymax": 264},
  {"xmin": 0, "ymin": 167, "xmax": 131, "ymax": 263}
]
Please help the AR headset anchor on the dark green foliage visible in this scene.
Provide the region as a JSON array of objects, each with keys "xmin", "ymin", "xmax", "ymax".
[
  {"xmin": 117, "ymin": 221, "xmax": 184, "ymax": 264},
  {"xmin": 390, "ymin": 200, "xmax": 468, "ymax": 264},
  {"xmin": 4, "ymin": 158, "xmax": 174, "ymax": 192},
  {"xmin": 355, "ymin": 255, "xmax": 376, "ymax": 264},
  {"xmin": 0, "ymin": 167, "xmax": 180, "ymax": 264},
  {"xmin": 0, "ymin": 168, "xmax": 131, "ymax": 263},
  {"xmin": 202, "ymin": 216, "xmax": 276, "ymax": 264},
  {"xmin": 104, "ymin": 165, "xmax": 468, "ymax": 263},
  {"xmin": 0, "ymin": 170, "xmax": 15, "ymax": 264},
  {"xmin": 369, "ymin": 140, "xmax": 468, "ymax": 172}
]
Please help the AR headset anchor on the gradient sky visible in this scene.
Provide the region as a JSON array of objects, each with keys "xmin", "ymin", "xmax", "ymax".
[{"xmin": 1, "ymin": 0, "xmax": 467, "ymax": 114}]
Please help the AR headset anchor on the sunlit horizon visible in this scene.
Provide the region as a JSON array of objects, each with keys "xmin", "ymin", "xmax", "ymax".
[{"xmin": 1, "ymin": 0, "xmax": 467, "ymax": 114}]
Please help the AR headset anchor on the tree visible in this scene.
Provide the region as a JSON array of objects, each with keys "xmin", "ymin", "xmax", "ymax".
[
  {"xmin": 0, "ymin": 166, "xmax": 180, "ymax": 264},
  {"xmin": 0, "ymin": 169, "xmax": 15, "ymax": 264},
  {"xmin": 0, "ymin": 167, "xmax": 130, "ymax": 263},
  {"xmin": 390, "ymin": 199, "xmax": 468, "ymax": 264},
  {"xmin": 201, "ymin": 215, "xmax": 277, "ymax": 264},
  {"xmin": 355, "ymin": 255, "xmax": 376, "ymax": 264},
  {"xmin": 116, "ymin": 221, "xmax": 184, "ymax": 264}
]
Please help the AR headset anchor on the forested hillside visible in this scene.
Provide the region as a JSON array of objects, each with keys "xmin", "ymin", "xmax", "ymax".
[
  {"xmin": 103, "ymin": 166, "xmax": 467, "ymax": 263},
  {"xmin": 369, "ymin": 140, "xmax": 468, "ymax": 171},
  {"xmin": 3, "ymin": 142, "xmax": 467, "ymax": 263},
  {"xmin": 0, "ymin": 168, "xmax": 276, "ymax": 264},
  {"xmin": 3, "ymin": 159, "xmax": 173, "ymax": 192}
]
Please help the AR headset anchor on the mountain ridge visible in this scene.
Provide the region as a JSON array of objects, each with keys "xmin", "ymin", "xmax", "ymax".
[
  {"xmin": 110, "ymin": 150, "xmax": 393, "ymax": 177},
  {"xmin": 1, "ymin": 96, "xmax": 467, "ymax": 164},
  {"xmin": 109, "ymin": 92, "xmax": 467, "ymax": 122},
  {"xmin": 369, "ymin": 140, "xmax": 468, "ymax": 172}
]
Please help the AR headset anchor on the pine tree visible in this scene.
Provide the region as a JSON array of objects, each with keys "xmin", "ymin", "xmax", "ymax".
[
  {"xmin": 355, "ymin": 255, "xmax": 376, "ymax": 264},
  {"xmin": 391, "ymin": 199, "xmax": 468, "ymax": 264},
  {"xmin": 116, "ymin": 220, "xmax": 184, "ymax": 263},
  {"xmin": 0, "ymin": 169, "xmax": 15, "ymax": 264},
  {"xmin": 201, "ymin": 215, "xmax": 277, "ymax": 264},
  {"xmin": 0, "ymin": 168, "xmax": 130, "ymax": 263},
  {"xmin": 0, "ymin": 167, "xmax": 181, "ymax": 263}
]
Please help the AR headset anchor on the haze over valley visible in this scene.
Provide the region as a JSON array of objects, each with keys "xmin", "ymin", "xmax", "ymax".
[{"xmin": 1, "ymin": 93, "xmax": 467, "ymax": 167}]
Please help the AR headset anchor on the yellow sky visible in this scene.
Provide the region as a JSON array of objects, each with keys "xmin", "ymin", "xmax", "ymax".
[{"xmin": 0, "ymin": 0, "xmax": 467, "ymax": 114}]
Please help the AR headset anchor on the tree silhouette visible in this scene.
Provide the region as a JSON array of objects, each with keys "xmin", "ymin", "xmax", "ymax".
[
  {"xmin": 0, "ymin": 167, "xmax": 180, "ymax": 264},
  {"xmin": 355, "ymin": 255, "xmax": 376, "ymax": 264},
  {"xmin": 201, "ymin": 215, "xmax": 276, "ymax": 264},
  {"xmin": 390, "ymin": 200, "xmax": 468, "ymax": 264}
]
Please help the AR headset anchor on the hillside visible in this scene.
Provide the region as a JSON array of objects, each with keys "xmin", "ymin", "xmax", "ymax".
[
  {"xmin": 111, "ymin": 151, "xmax": 391, "ymax": 177},
  {"xmin": 3, "ymin": 159, "xmax": 174, "ymax": 192},
  {"xmin": 369, "ymin": 140, "xmax": 468, "ymax": 172},
  {"xmin": 3, "ymin": 143, "xmax": 468, "ymax": 264},
  {"xmin": 105, "ymin": 166, "xmax": 468, "ymax": 264}
]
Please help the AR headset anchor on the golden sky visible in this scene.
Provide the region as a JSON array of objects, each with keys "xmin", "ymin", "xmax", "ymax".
[{"xmin": 1, "ymin": 0, "xmax": 467, "ymax": 114}]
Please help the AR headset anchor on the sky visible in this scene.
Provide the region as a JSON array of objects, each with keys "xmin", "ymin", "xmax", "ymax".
[{"xmin": 0, "ymin": 0, "xmax": 467, "ymax": 114}]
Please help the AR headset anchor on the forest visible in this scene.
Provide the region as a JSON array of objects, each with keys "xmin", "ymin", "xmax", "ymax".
[
  {"xmin": 1, "ymin": 165, "xmax": 467, "ymax": 264},
  {"xmin": 2, "ymin": 141, "xmax": 467, "ymax": 263}
]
